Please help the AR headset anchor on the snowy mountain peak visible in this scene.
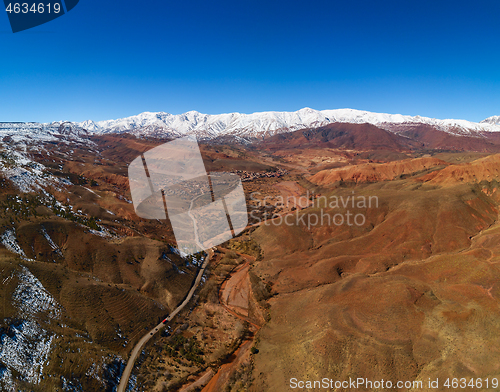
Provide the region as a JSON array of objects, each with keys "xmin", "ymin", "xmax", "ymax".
[{"xmin": 481, "ymin": 116, "xmax": 500, "ymax": 125}]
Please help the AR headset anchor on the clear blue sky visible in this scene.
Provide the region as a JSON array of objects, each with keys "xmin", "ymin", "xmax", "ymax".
[{"xmin": 1, "ymin": 0, "xmax": 499, "ymax": 123}]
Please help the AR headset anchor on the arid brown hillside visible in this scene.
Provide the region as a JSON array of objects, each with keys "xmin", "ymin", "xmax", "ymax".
[
  {"xmin": 261, "ymin": 122, "xmax": 413, "ymax": 151},
  {"xmin": 250, "ymin": 177, "xmax": 500, "ymax": 391},
  {"xmin": 260, "ymin": 122, "xmax": 500, "ymax": 154},
  {"xmin": 418, "ymin": 153, "xmax": 500, "ymax": 188},
  {"xmin": 391, "ymin": 123, "xmax": 500, "ymax": 152},
  {"xmin": 310, "ymin": 157, "xmax": 448, "ymax": 185}
]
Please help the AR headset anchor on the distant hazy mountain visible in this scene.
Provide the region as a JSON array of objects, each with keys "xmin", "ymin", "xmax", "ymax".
[{"xmin": 76, "ymin": 108, "xmax": 500, "ymax": 141}]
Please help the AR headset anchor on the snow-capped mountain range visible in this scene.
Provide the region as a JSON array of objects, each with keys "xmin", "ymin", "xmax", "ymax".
[
  {"xmin": 1, "ymin": 109, "xmax": 500, "ymax": 145},
  {"xmin": 75, "ymin": 108, "xmax": 500, "ymax": 140}
]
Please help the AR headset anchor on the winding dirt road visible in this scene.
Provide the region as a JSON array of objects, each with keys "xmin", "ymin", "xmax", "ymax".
[{"xmin": 117, "ymin": 250, "xmax": 213, "ymax": 392}]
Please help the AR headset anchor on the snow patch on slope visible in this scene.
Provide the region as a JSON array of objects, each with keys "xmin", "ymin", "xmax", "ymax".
[
  {"xmin": 14, "ymin": 266, "xmax": 62, "ymax": 319},
  {"xmin": 0, "ymin": 122, "xmax": 92, "ymax": 192},
  {"xmin": 0, "ymin": 146, "xmax": 70, "ymax": 193},
  {"xmin": 0, "ymin": 266, "xmax": 61, "ymax": 391},
  {"xmin": 0, "ymin": 229, "xmax": 30, "ymax": 260},
  {"xmin": 40, "ymin": 226, "xmax": 63, "ymax": 257}
]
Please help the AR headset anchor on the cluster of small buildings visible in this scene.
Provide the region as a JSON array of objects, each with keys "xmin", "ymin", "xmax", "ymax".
[{"xmin": 234, "ymin": 168, "xmax": 288, "ymax": 182}]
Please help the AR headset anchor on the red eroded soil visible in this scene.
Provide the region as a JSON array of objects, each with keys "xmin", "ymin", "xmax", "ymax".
[
  {"xmin": 201, "ymin": 339, "xmax": 253, "ymax": 392},
  {"xmin": 178, "ymin": 369, "xmax": 214, "ymax": 392},
  {"xmin": 310, "ymin": 157, "xmax": 448, "ymax": 185},
  {"xmin": 273, "ymin": 181, "xmax": 310, "ymax": 208},
  {"xmin": 200, "ymin": 256, "xmax": 261, "ymax": 392},
  {"xmin": 221, "ymin": 262, "xmax": 251, "ymax": 317},
  {"xmin": 417, "ymin": 153, "xmax": 500, "ymax": 187}
]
